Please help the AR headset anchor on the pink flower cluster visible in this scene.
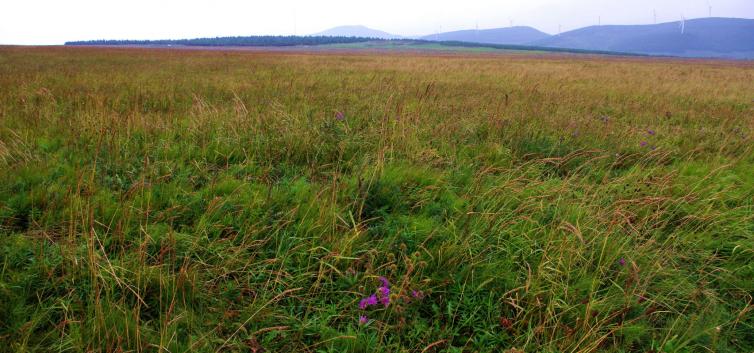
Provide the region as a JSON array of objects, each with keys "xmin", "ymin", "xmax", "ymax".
[
  {"xmin": 356, "ymin": 277, "xmax": 425, "ymax": 325},
  {"xmin": 357, "ymin": 277, "xmax": 391, "ymax": 325},
  {"xmin": 359, "ymin": 277, "xmax": 390, "ymax": 310}
]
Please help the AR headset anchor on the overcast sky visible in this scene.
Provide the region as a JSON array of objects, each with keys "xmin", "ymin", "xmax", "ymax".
[{"xmin": 1, "ymin": 0, "xmax": 753, "ymax": 45}]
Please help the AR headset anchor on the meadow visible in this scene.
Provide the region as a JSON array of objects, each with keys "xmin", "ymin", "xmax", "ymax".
[{"xmin": 0, "ymin": 46, "xmax": 753, "ymax": 352}]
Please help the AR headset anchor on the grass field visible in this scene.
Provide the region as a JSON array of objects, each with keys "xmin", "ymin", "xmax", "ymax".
[
  {"xmin": 319, "ymin": 41, "xmax": 542, "ymax": 54},
  {"xmin": 1, "ymin": 46, "xmax": 753, "ymax": 352},
  {"xmin": 321, "ymin": 41, "xmax": 512, "ymax": 52}
]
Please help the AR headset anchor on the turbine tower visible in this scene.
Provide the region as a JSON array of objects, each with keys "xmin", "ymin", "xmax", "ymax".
[
  {"xmin": 680, "ymin": 14, "xmax": 686, "ymax": 34},
  {"xmin": 653, "ymin": 9, "xmax": 657, "ymax": 24}
]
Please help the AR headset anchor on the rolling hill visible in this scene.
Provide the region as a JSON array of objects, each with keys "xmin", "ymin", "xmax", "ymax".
[
  {"xmin": 312, "ymin": 25, "xmax": 402, "ymax": 39},
  {"xmin": 421, "ymin": 26, "xmax": 550, "ymax": 45},
  {"xmin": 532, "ymin": 17, "xmax": 754, "ymax": 58},
  {"xmin": 65, "ymin": 18, "xmax": 754, "ymax": 59}
]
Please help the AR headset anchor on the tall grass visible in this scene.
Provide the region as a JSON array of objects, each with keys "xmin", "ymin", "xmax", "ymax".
[{"xmin": 0, "ymin": 46, "xmax": 752, "ymax": 352}]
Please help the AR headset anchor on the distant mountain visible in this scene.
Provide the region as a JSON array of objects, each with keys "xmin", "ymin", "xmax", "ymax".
[
  {"xmin": 313, "ymin": 25, "xmax": 401, "ymax": 39},
  {"xmin": 421, "ymin": 26, "xmax": 551, "ymax": 45},
  {"xmin": 66, "ymin": 18, "xmax": 754, "ymax": 59},
  {"xmin": 532, "ymin": 17, "xmax": 754, "ymax": 58}
]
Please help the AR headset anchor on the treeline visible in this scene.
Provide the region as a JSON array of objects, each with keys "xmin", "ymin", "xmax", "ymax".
[
  {"xmin": 65, "ymin": 35, "xmax": 646, "ymax": 57},
  {"xmin": 65, "ymin": 35, "xmax": 377, "ymax": 47}
]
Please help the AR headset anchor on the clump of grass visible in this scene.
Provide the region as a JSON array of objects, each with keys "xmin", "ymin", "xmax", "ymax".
[{"xmin": 0, "ymin": 46, "xmax": 753, "ymax": 352}]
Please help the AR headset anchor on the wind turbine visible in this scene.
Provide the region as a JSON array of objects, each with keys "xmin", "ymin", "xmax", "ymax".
[
  {"xmin": 680, "ymin": 14, "xmax": 686, "ymax": 34},
  {"xmin": 653, "ymin": 9, "xmax": 657, "ymax": 24},
  {"xmin": 598, "ymin": 16, "xmax": 601, "ymax": 26},
  {"xmin": 708, "ymin": 1, "xmax": 712, "ymax": 17}
]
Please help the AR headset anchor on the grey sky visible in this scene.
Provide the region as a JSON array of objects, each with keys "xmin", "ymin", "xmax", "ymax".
[{"xmin": 1, "ymin": 0, "xmax": 753, "ymax": 45}]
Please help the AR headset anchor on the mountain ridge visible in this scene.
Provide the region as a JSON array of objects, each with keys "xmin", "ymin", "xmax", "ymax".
[
  {"xmin": 419, "ymin": 26, "xmax": 550, "ymax": 45},
  {"xmin": 312, "ymin": 25, "xmax": 402, "ymax": 39},
  {"xmin": 314, "ymin": 17, "xmax": 754, "ymax": 58},
  {"xmin": 65, "ymin": 17, "xmax": 754, "ymax": 59},
  {"xmin": 533, "ymin": 17, "xmax": 754, "ymax": 58}
]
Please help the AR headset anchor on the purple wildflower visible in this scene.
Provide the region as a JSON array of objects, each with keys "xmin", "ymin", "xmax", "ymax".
[
  {"xmin": 647, "ymin": 129, "xmax": 656, "ymax": 136},
  {"xmin": 379, "ymin": 294, "xmax": 390, "ymax": 307},
  {"xmin": 359, "ymin": 315, "xmax": 368, "ymax": 325},
  {"xmin": 411, "ymin": 290, "xmax": 424, "ymax": 299},
  {"xmin": 335, "ymin": 111, "xmax": 345, "ymax": 121},
  {"xmin": 619, "ymin": 258, "xmax": 626, "ymax": 266},
  {"xmin": 378, "ymin": 277, "xmax": 390, "ymax": 288},
  {"xmin": 377, "ymin": 286, "xmax": 391, "ymax": 307},
  {"xmin": 366, "ymin": 294, "xmax": 378, "ymax": 306},
  {"xmin": 640, "ymin": 141, "xmax": 648, "ymax": 147},
  {"xmin": 359, "ymin": 294, "xmax": 378, "ymax": 310}
]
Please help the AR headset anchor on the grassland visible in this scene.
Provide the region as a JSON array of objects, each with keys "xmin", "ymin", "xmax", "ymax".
[
  {"xmin": 318, "ymin": 40, "xmax": 635, "ymax": 57},
  {"xmin": 318, "ymin": 41, "xmax": 545, "ymax": 54},
  {"xmin": 0, "ymin": 46, "xmax": 753, "ymax": 352},
  {"xmin": 321, "ymin": 41, "xmax": 511, "ymax": 52}
]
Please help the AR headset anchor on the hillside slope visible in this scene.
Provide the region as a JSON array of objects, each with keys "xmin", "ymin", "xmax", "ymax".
[
  {"xmin": 313, "ymin": 25, "xmax": 401, "ymax": 39},
  {"xmin": 421, "ymin": 26, "xmax": 551, "ymax": 45},
  {"xmin": 533, "ymin": 17, "xmax": 754, "ymax": 58}
]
